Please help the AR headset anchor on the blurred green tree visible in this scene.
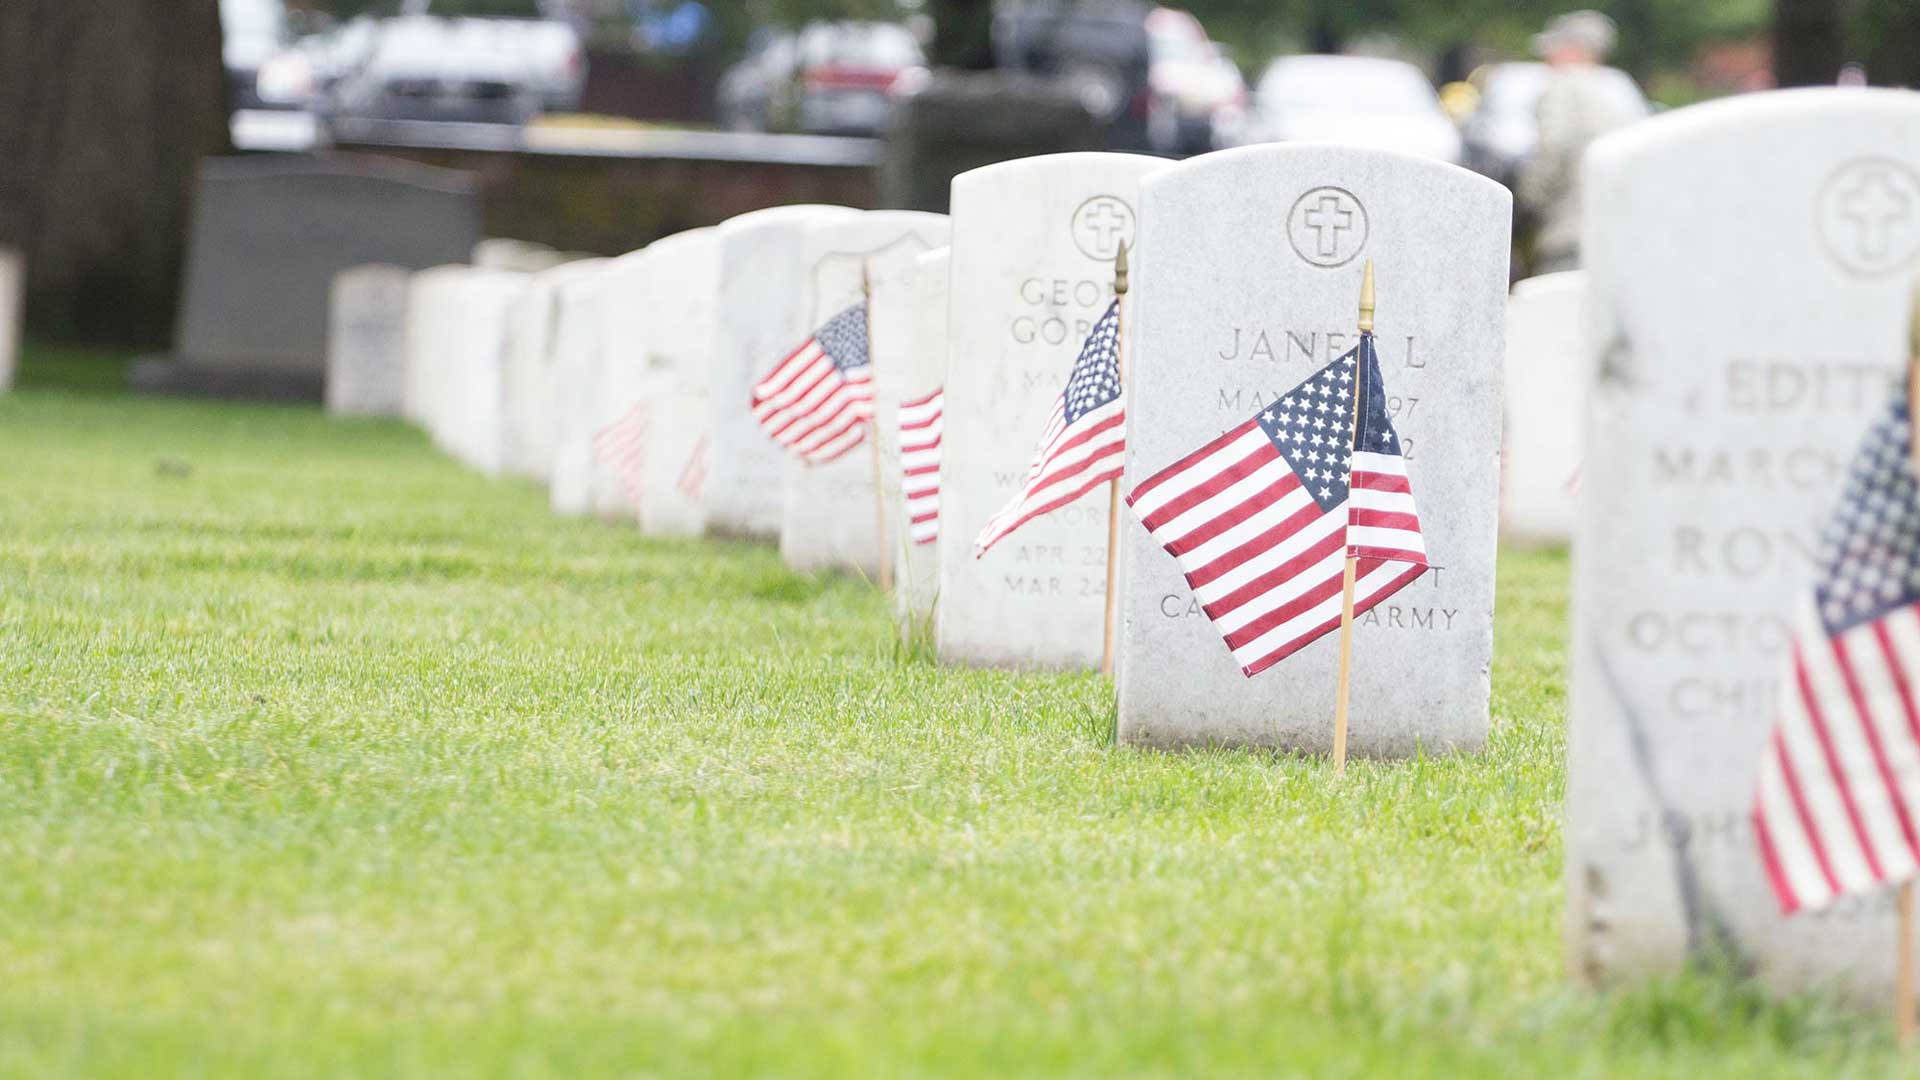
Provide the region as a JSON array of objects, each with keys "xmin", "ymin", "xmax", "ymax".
[{"xmin": 0, "ymin": 0, "xmax": 230, "ymax": 346}]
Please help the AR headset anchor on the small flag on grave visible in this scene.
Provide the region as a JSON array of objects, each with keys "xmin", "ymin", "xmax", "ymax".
[
  {"xmin": 900, "ymin": 387, "xmax": 943, "ymax": 545},
  {"xmin": 677, "ymin": 435, "xmax": 708, "ymax": 502},
  {"xmin": 751, "ymin": 302, "xmax": 873, "ymax": 464},
  {"xmin": 973, "ymin": 300, "xmax": 1127, "ymax": 557},
  {"xmin": 592, "ymin": 401, "xmax": 649, "ymax": 512},
  {"xmin": 1752, "ymin": 375, "xmax": 1920, "ymax": 916},
  {"xmin": 1126, "ymin": 332, "xmax": 1427, "ymax": 677}
]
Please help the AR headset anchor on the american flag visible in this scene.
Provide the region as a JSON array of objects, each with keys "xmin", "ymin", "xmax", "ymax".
[
  {"xmin": 899, "ymin": 387, "xmax": 942, "ymax": 545},
  {"xmin": 592, "ymin": 401, "xmax": 649, "ymax": 512},
  {"xmin": 1126, "ymin": 334, "xmax": 1427, "ymax": 677},
  {"xmin": 973, "ymin": 300, "xmax": 1127, "ymax": 556},
  {"xmin": 1753, "ymin": 382, "xmax": 1920, "ymax": 915},
  {"xmin": 751, "ymin": 302, "xmax": 873, "ymax": 464},
  {"xmin": 677, "ymin": 435, "xmax": 708, "ymax": 502}
]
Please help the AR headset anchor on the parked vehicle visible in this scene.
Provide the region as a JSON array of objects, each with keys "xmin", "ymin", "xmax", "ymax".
[
  {"xmin": 319, "ymin": 13, "xmax": 585, "ymax": 127},
  {"xmin": 718, "ymin": 21, "xmax": 923, "ymax": 137},
  {"xmin": 1459, "ymin": 61, "xmax": 1649, "ymax": 186},
  {"xmin": 1142, "ymin": 7, "xmax": 1243, "ymax": 156},
  {"xmin": 994, "ymin": 0, "xmax": 1154, "ymax": 150},
  {"xmin": 1236, "ymin": 54, "xmax": 1462, "ymax": 163},
  {"xmin": 220, "ymin": 0, "xmax": 291, "ymax": 109}
]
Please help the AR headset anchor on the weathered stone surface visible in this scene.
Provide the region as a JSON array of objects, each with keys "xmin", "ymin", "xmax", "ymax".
[
  {"xmin": 1568, "ymin": 88, "xmax": 1920, "ymax": 1004},
  {"xmin": 879, "ymin": 245, "xmax": 951, "ymax": 636},
  {"xmin": 0, "ymin": 246, "xmax": 20, "ymax": 392},
  {"xmin": 706, "ymin": 205, "xmax": 860, "ymax": 539},
  {"xmin": 597, "ymin": 227, "xmax": 721, "ymax": 537},
  {"xmin": 548, "ymin": 271, "xmax": 610, "ymax": 517},
  {"xmin": 166, "ymin": 155, "xmax": 479, "ymax": 396},
  {"xmin": 780, "ymin": 211, "xmax": 950, "ymax": 578},
  {"xmin": 1115, "ymin": 144, "xmax": 1509, "ymax": 756},
  {"xmin": 937, "ymin": 152, "xmax": 1167, "ymax": 669},
  {"xmin": 325, "ymin": 264, "xmax": 411, "ymax": 417},
  {"xmin": 1501, "ymin": 271, "xmax": 1587, "ymax": 542},
  {"xmin": 502, "ymin": 259, "xmax": 607, "ymax": 479},
  {"xmin": 402, "ymin": 265, "xmax": 531, "ymax": 476}
]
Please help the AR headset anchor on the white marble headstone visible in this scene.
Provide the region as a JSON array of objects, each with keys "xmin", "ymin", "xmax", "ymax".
[
  {"xmin": 781, "ymin": 211, "xmax": 950, "ymax": 577},
  {"xmin": 1569, "ymin": 88, "xmax": 1920, "ymax": 1004},
  {"xmin": 474, "ymin": 237, "xmax": 565, "ymax": 273},
  {"xmin": 1501, "ymin": 271, "xmax": 1587, "ymax": 542},
  {"xmin": 0, "ymin": 246, "xmax": 21, "ymax": 393},
  {"xmin": 883, "ymin": 246, "xmax": 952, "ymax": 635},
  {"xmin": 404, "ymin": 266, "xmax": 532, "ymax": 475},
  {"xmin": 502, "ymin": 259, "xmax": 606, "ymax": 480},
  {"xmin": 707, "ymin": 205, "xmax": 861, "ymax": 539},
  {"xmin": 937, "ymin": 152, "xmax": 1169, "ymax": 669},
  {"xmin": 548, "ymin": 270, "xmax": 610, "ymax": 517},
  {"xmin": 1115, "ymin": 143, "xmax": 1509, "ymax": 756},
  {"xmin": 325, "ymin": 264, "xmax": 411, "ymax": 417},
  {"xmin": 596, "ymin": 227, "xmax": 721, "ymax": 537}
]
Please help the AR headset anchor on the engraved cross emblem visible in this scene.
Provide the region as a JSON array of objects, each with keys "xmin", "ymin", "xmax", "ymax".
[
  {"xmin": 1070, "ymin": 195, "xmax": 1135, "ymax": 260},
  {"xmin": 1839, "ymin": 169, "xmax": 1912, "ymax": 262},
  {"xmin": 1302, "ymin": 194, "xmax": 1354, "ymax": 258},
  {"xmin": 1081, "ymin": 202, "xmax": 1127, "ymax": 249}
]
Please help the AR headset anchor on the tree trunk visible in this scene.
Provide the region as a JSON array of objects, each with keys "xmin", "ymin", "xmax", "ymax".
[
  {"xmin": 928, "ymin": 0, "xmax": 995, "ymax": 71},
  {"xmin": 1773, "ymin": 0, "xmax": 1845, "ymax": 87},
  {"xmin": 0, "ymin": 0, "xmax": 230, "ymax": 347}
]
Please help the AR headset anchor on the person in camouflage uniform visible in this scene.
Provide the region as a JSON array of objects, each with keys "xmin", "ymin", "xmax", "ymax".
[{"xmin": 1516, "ymin": 11, "xmax": 1640, "ymax": 275}]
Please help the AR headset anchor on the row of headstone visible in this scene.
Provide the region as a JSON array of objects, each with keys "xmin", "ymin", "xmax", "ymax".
[{"xmin": 319, "ymin": 88, "xmax": 1920, "ymax": 1009}]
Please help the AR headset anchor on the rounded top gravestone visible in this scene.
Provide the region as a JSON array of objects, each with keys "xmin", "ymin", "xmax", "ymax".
[
  {"xmin": 547, "ymin": 267, "xmax": 613, "ymax": 518},
  {"xmin": 1501, "ymin": 270, "xmax": 1588, "ymax": 543},
  {"xmin": 503, "ymin": 258, "xmax": 608, "ymax": 483},
  {"xmin": 937, "ymin": 152, "xmax": 1171, "ymax": 671},
  {"xmin": 781, "ymin": 211, "xmax": 951, "ymax": 578},
  {"xmin": 707, "ymin": 204, "xmax": 862, "ymax": 540},
  {"xmin": 1569, "ymin": 87, "xmax": 1920, "ymax": 1005},
  {"xmin": 1115, "ymin": 143, "xmax": 1510, "ymax": 757}
]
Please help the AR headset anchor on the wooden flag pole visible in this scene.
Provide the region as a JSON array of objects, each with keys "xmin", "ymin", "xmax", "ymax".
[
  {"xmin": 1330, "ymin": 260, "xmax": 1375, "ymax": 777},
  {"xmin": 863, "ymin": 262, "xmax": 894, "ymax": 592},
  {"xmin": 1901, "ymin": 282, "xmax": 1920, "ymax": 1046},
  {"xmin": 1100, "ymin": 241, "xmax": 1131, "ymax": 677}
]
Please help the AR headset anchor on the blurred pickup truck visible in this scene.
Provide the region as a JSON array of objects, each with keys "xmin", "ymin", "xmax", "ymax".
[{"xmin": 319, "ymin": 10, "xmax": 585, "ymax": 127}]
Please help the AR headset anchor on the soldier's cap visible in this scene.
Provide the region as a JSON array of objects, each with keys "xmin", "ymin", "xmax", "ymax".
[{"xmin": 1531, "ymin": 10, "xmax": 1616, "ymax": 58}]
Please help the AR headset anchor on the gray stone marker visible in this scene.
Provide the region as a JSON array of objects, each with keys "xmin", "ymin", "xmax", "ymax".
[
  {"xmin": 781, "ymin": 211, "xmax": 950, "ymax": 577},
  {"xmin": 1501, "ymin": 271, "xmax": 1587, "ymax": 542},
  {"xmin": 597, "ymin": 227, "xmax": 721, "ymax": 536},
  {"xmin": 0, "ymin": 245, "xmax": 20, "ymax": 392},
  {"xmin": 1115, "ymin": 144, "xmax": 1509, "ymax": 755},
  {"xmin": 325, "ymin": 264, "xmax": 411, "ymax": 416},
  {"xmin": 1569, "ymin": 88, "xmax": 1920, "ymax": 1005},
  {"xmin": 402, "ymin": 265, "xmax": 531, "ymax": 476},
  {"xmin": 145, "ymin": 155, "xmax": 479, "ymax": 399},
  {"xmin": 503, "ymin": 259, "xmax": 608, "ymax": 481},
  {"xmin": 548, "ymin": 271, "xmax": 610, "ymax": 517},
  {"xmin": 938, "ymin": 152, "xmax": 1168, "ymax": 669},
  {"xmin": 882, "ymin": 246, "xmax": 952, "ymax": 636},
  {"xmin": 707, "ymin": 205, "xmax": 861, "ymax": 540}
]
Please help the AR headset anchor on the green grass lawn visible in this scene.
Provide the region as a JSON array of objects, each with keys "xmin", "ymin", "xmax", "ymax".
[{"xmin": 0, "ymin": 346, "xmax": 1912, "ymax": 1077}]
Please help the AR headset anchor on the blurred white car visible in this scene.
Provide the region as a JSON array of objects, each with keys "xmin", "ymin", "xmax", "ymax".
[
  {"xmin": 322, "ymin": 14, "xmax": 585, "ymax": 126},
  {"xmin": 1143, "ymin": 7, "xmax": 1244, "ymax": 156},
  {"xmin": 220, "ymin": 0, "xmax": 291, "ymax": 108},
  {"xmin": 718, "ymin": 21, "xmax": 922, "ymax": 137},
  {"xmin": 1460, "ymin": 61, "xmax": 1648, "ymax": 185},
  {"xmin": 1235, "ymin": 54, "xmax": 1462, "ymax": 163}
]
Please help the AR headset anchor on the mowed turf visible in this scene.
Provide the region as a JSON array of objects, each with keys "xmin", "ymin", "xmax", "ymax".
[{"xmin": 0, "ymin": 351, "xmax": 1911, "ymax": 1077}]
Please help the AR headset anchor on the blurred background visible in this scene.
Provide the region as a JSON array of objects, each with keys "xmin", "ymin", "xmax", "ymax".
[{"xmin": 0, "ymin": 0, "xmax": 1913, "ymax": 362}]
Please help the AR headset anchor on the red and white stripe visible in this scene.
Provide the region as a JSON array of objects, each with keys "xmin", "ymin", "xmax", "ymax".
[
  {"xmin": 1127, "ymin": 419, "xmax": 1425, "ymax": 678},
  {"xmin": 592, "ymin": 401, "xmax": 649, "ymax": 513},
  {"xmin": 899, "ymin": 388, "xmax": 942, "ymax": 545},
  {"xmin": 1348, "ymin": 450, "xmax": 1427, "ymax": 564},
  {"xmin": 1754, "ymin": 599, "xmax": 1920, "ymax": 914},
  {"xmin": 677, "ymin": 435, "xmax": 708, "ymax": 502},
  {"xmin": 972, "ymin": 393, "xmax": 1126, "ymax": 557},
  {"xmin": 750, "ymin": 338, "xmax": 873, "ymax": 464}
]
